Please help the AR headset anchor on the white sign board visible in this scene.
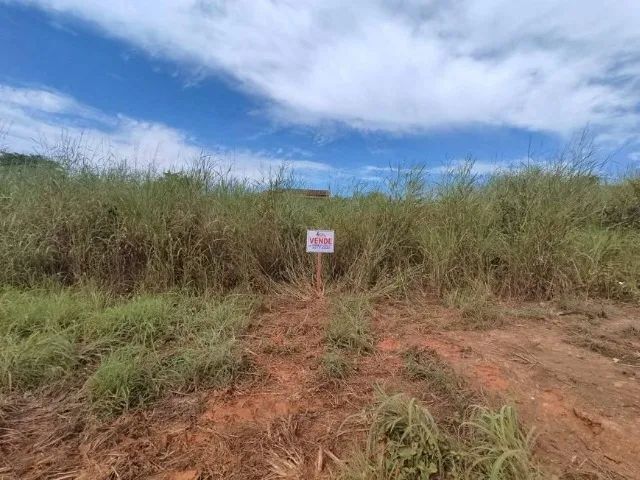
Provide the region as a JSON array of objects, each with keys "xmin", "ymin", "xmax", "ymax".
[{"xmin": 306, "ymin": 230, "xmax": 335, "ymax": 253}]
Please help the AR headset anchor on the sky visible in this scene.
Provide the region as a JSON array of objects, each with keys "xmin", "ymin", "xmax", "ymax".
[{"xmin": 1, "ymin": 1, "xmax": 640, "ymax": 187}]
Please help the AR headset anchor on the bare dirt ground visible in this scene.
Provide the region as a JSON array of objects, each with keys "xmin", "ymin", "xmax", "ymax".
[{"xmin": 1, "ymin": 294, "xmax": 639, "ymax": 479}]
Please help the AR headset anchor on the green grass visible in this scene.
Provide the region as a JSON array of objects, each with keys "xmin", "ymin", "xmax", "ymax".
[
  {"xmin": 462, "ymin": 405, "xmax": 538, "ymax": 480},
  {"xmin": 0, "ymin": 332, "xmax": 75, "ymax": 391},
  {"xmin": 339, "ymin": 390, "xmax": 539, "ymax": 480},
  {"xmin": 0, "ymin": 287, "xmax": 257, "ymax": 416},
  {"xmin": 87, "ymin": 346, "xmax": 159, "ymax": 416},
  {"xmin": 326, "ymin": 295, "xmax": 373, "ymax": 353},
  {"xmin": 2, "ymin": 151, "xmax": 640, "ymax": 300}
]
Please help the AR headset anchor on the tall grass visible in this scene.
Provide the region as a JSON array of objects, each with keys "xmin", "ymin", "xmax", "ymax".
[{"xmin": 2, "ymin": 151, "xmax": 640, "ymax": 300}]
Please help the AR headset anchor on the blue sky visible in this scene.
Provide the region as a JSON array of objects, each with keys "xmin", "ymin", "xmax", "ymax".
[{"xmin": 1, "ymin": 1, "xmax": 639, "ymax": 187}]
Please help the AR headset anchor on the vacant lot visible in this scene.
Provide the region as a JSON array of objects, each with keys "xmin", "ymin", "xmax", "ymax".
[{"xmin": 1, "ymin": 155, "xmax": 639, "ymax": 479}]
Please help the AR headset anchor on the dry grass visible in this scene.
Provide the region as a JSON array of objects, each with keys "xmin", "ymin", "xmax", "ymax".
[
  {"xmin": 326, "ymin": 295, "xmax": 373, "ymax": 354},
  {"xmin": 444, "ymin": 281, "xmax": 503, "ymax": 330},
  {"xmin": 403, "ymin": 347, "xmax": 476, "ymax": 417},
  {"xmin": 2, "ymin": 150, "xmax": 640, "ymax": 300}
]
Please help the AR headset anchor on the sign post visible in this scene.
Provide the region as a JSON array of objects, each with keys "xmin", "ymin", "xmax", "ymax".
[{"xmin": 306, "ymin": 229, "xmax": 334, "ymax": 296}]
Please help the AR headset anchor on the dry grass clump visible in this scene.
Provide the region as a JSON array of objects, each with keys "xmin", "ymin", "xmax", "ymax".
[
  {"xmin": 326, "ymin": 295, "xmax": 373, "ymax": 354},
  {"xmin": 403, "ymin": 347, "xmax": 476, "ymax": 417},
  {"xmin": 338, "ymin": 390, "xmax": 540, "ymax": 480},
  {"xmin": 445, "ymin": 282, "xmax": 502, "ymax": 330},
  {"xmin": 320, "ymin": 351, "xmax": 352, "ymax": 380}
]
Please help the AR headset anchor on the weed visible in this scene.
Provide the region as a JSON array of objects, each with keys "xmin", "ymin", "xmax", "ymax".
[
  {"xmin": 161, "ymin": 335, "xmax": 249, "ymax": 391},
  {"xmin": 367, "ymin": 391, "xmax": 448, "ymax": 479},
  {"xmin": 0, "ymin": 287, "xmax": 104, "ymax": 338},
  {"xmin": 326, "ymin": 295, "xmax": 373, "ymax": 353},
  {"xmin": 0, "ymin": 288, "xmax": 257, "ymax": 414},
  {"xmin": 83, "ymin": 295, "xmax": 173, "ymax": 349},
  {"xmin": 462, "ymin": 405, "xmax": 539, "ymax": 480},
  {"xmin": 3, "ymin": 152, "xmax": 640, "ymax": 300},
  {"xmin": 0, "ymin": 332, "xmax": 75, "ymax": 391},
  {"xmin": 87, "ymin": 346, "xmax": 158, "ymax": 417},
  {"xmin": 320, "ymin": 350, "xmax": 351, "ymax": 379},
  {"xmin": 339, "ymin": 390, "xmax": 539, "ymax": 480}
]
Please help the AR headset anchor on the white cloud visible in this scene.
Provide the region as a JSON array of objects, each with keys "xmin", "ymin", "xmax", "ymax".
[
  {"xmin": 0, "ymin": 83, "xmax": 335, "ymax": 181},
  {"xmin": 9, "ymin": 0, "xmax": 640, "ymax": 143},
  {"xmin": 428, "ymin": 159, "xmax": 514, "ymax": 176}
]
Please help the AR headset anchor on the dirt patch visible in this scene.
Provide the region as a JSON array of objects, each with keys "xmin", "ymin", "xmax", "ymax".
[
  {"xmin": 2, "ymin": 294, "xmax": 640, "ymax": 479},
  {"xmin": 374, "ymin": 300, "xmax": 640, "ymax": 479}
]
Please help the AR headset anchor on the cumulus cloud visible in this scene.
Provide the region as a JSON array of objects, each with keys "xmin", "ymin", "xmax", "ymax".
[
  {"xmin": 9, "ymin": 0, "xmax": 640, "ymax": 142},
  {"xmin": 0, "ymin": 83, "xmax": 334, "ymax": 181}
]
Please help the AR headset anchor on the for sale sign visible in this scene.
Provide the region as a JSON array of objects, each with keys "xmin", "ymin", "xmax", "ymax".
[{"xmin": 306, "ymin": 230, "xmax": 335, "ymax": 253}]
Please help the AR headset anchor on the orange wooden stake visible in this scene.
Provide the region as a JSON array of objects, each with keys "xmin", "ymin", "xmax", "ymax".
[{"xmin": 315, "ymin": 252, "xmax": 323, "ymax": 296}]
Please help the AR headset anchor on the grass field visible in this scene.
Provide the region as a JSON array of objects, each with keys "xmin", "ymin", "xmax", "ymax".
[
  {"xmin": 1, "ymin": 150, "xmax": 639, "ymax": 479},
  {"xmin": 2, "ymin": 151, "xmax": 640, "ymax": 299}
]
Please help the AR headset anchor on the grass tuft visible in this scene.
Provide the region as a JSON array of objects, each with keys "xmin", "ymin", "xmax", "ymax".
[
  {"xmin": 326, "ymin": 295, "xmax": 373, "ymax": 353},
  {"xmin": 160, "ymin": 335, "xmax": 249, "ymax": 392},
  {"xmin": 0, "ymin": 332, "xmax": 75, "ymax": 391},
  {"xmin": 403, "ymin": 347, "xmax": 474, "ymax": 415},
  {"xmin": 87, "ymin": 346, "xmax": 158, "ymax": 417},
  {"xmin": 320, "ymin": 350, "xmax": 351, "ymax": 379},
  {"xmin": 462, "ymin": 405, "xmax": 539, "ymax": 480},
  {"xmin": 339, "ymin": 390, "xmax": 539, "ymax": 480},
  {"xmin": 445, "ymin": 282, "xmax": 502, "ymax": 330}
]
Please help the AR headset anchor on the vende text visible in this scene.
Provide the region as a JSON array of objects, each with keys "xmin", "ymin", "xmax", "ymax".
[{"xmin": 309, "ymin": 237, "xmax": 333, "ymax": 245}]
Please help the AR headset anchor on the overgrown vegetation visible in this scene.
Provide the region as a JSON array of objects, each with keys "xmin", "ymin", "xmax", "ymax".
[
  {"xmin": 0, "ymin": 288, "xmax": 257, "ymax": 416},
  {"xmin": 2, "ymin": 148, "xmax": 640, "ymax": 302},
  {"xmin": 338, "ymin": 391, "xmax": 539, "ymax": 480}
]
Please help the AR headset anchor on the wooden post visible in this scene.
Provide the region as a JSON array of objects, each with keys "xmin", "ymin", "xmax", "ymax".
[{"xmin": 315, "ymin": 252, "xmax": 323, "ymax": 296}]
